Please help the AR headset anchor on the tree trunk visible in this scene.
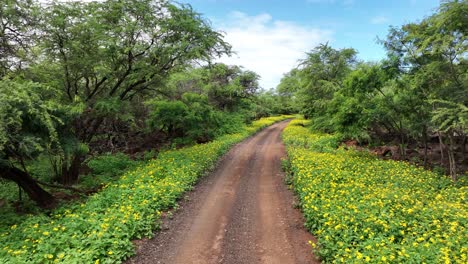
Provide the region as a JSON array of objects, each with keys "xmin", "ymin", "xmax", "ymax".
[
  {"xmin": 1, "ymin": 166, "xmax": 56, "ymax": 209},
  {"xmin": 422, "ymin": 127, "xmax": 428, "ymax": 168},
  {"xmin": 438, "ymin": 132, "xmax": 445, "ymax": 164},
  {"xmin": 57, "ymin": 116, "xmax": 102, "ymax": 185},
  {"xmin": 448, "ymin": 133, "xmax": 457, "ymax": 181},
  {"xmin": 399, "ymin": 132, "xmax": 406, "ymax": 159},
  {"xmin": 462, "ymin": 133, "xmax": 466, "ymax": 163},
  {"xmin": 60, "ymin": 154, "xmax": 82, "ymax": 186}
]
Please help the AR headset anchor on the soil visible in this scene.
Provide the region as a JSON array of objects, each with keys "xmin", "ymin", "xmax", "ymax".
[{"xmin": 126, "ymin": 120, "xmax": 320, "ymax": 264}]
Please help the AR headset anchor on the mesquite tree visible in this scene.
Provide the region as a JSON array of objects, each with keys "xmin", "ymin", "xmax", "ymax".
[
  {"xmin": 383, "ymin": 0, "xmax": 467, "ymax": 178},
  {"xmin": 31, "ymin": 0, "xmax": 231, "ymax": 185}
]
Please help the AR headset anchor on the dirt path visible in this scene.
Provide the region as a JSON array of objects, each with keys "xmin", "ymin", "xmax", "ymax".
[{"xmin": 127, "ymin": 121, "xmax": 320, "ymax": 264}]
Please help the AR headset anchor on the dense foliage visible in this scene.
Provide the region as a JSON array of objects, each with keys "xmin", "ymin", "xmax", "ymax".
[
  {"xmin": 278, "ymin": 0, "xmax": 467, "ymax": 179},
  {"xmin": 283, "ymin": 119, "xmax": 467, "ymax": 263}
]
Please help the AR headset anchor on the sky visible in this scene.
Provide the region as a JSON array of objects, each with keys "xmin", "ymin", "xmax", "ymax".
[{"xmin": 183, "ymin": 0, "xmax": 441, "ymax": 89}]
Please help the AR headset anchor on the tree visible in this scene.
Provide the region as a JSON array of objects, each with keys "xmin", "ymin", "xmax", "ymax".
[
  {"xmin": 333, "ymin": 62, "xmax": 408, "ymax": 142},
  {"xmin": 0, "ymin": 79, "xmax": 59, "ymax": 208},
  {"xmin": 295, "ymin": 44, "xmax": 357, "ymax": 128},
  {"xmin": 431, "ymin": 100, "xmax": 468, "ymax": 180},
  {"xmin": 275, "ymin": 69, "xmax": 301, "ymax": 114},
  {"xmin": 382, "ymin": 0, "xmax": 467, "ymax": 177},
  {"xmin": 29, "ymin": 0, "xmax": 231, "ymax": 184},
  {"xmin": 0, "ymin": 0, "xmax": 38, "ymax": 77},
  {"xmin": 204, "ymin": 63, "xmax": 260, "ymax": 111}
]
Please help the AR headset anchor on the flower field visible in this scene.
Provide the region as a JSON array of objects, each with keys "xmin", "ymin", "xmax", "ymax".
[
  {"xmin": 283, "ymin": 119, "xmax": 467, "ymax": 263},
  {"xmin": 0, "ymin": 116, "xmax": 290, "ymax": 263}
]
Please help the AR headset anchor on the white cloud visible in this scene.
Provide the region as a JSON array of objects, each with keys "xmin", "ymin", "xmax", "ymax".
[
  {"xmin": 370, "ymin": 15, "xmax": 390, "ymax": 24},
  {"xmin": 215, "ymin": 12, "xmax": 333, "ymax": 89},
  {"xmin": 306, "ymin": 0, "xmax": 354, "ymax": 5}
]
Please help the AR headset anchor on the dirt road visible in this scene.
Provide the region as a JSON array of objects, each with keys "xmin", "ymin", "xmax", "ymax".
[{"xmin": 127, "ymin": 121, "xmax": 319, "ymax": 264}]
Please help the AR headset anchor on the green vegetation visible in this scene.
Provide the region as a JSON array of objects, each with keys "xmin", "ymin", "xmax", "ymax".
[
  {"xmin": 1, "ymin": 0, "xmax": 466, "ymax": 263},
  {"xmin": 278, "ymin": 0, "xmax": 467, "ymax": 179},
  {"xmin": 283, "ymin": 119, "xmax": 467, "ymax": 263},
  {"xmin": 0, "ymin": 115, "xmax": 290, "ymax": 263},
  {"xmin": 0, "ymin": 0, "xmax": 286, "ymax": 209},
  {"xmin": 0, "ymin": 79, "xmax": 61, "ymax": 207}
]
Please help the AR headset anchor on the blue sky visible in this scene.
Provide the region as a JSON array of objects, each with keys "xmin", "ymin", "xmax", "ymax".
[{"xmin": 183, "ymin": 0, "xmax": 441, "ymax": 89}]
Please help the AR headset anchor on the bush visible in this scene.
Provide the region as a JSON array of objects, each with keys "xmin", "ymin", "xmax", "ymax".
[
  {"xmin": 147, "ymin": 95, "xmax": 233, "ymax": 143},
  {"xmin": 87, "ymin": 153, "xmax": 137, "ymax": 177},
  {"xmin": 80, "ymin": 153, "xmax": 140, "ymax": 188},
  {"xmin": 146, "ymin": 100, "xmax": 189, "ymax": 137},
  {"xmin": 215, "ymin": 112, "xmax": 246, "ymax": 136}
]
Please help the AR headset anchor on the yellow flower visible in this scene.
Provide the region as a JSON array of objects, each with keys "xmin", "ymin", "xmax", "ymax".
[{"xmin": 356, "ymin": 252, "xmax": 363, "ymax": 259}]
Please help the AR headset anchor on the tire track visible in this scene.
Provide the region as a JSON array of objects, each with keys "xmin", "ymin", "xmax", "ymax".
[{"xmin": 127, "ymin": 121, "xmax": 320, "ymax": 264}]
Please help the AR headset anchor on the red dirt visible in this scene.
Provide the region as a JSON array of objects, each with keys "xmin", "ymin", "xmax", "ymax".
[{"xmin": 126, "ymin": 120, "xmax": 320, "ymax": 264}]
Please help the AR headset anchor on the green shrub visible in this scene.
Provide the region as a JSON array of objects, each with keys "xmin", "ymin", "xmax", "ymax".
[
  {"xmin": 147, "ymin": 95, "xmax": 233, "ymax": 143},
  {"xmin": 215, "ymin": 112, "xmax": 246, "ymax": 135},
  {"xmin": 87, "ymin": 153, "xmax": 136, "ymax": 177},
  {"xmin": 80, "ymin": 153, "xmax": 140, "ymax": 189}
]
